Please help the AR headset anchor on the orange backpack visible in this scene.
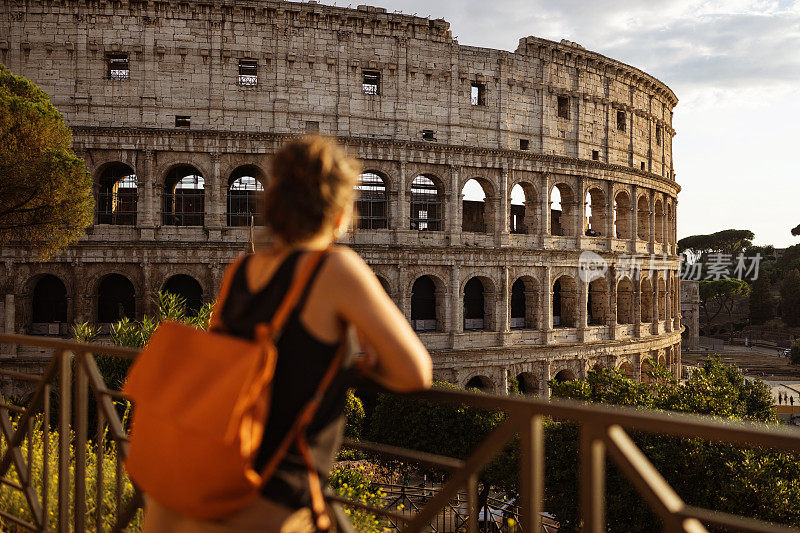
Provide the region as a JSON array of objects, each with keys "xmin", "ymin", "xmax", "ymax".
[{"xmin": 123, "ymin": 250, "xmax": 342, "ymax": 530}]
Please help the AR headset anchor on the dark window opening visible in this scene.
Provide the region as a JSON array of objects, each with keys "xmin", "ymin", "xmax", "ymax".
[
  {"xmin": 163, "ymin": 275, "xmax": 203, "ymax": 316},
  {"xmin": 107, "ymin": 53, "xmax": 129, "ymax": 80},
  {"xmin": 617, "ymin": 110, "xmax": 626, "ymax": 131},
  {"xmin": 238, "ymin": 59, "xmax": 258, "ymax": 86},
  {"xmin": 32, "ymin": 275, "xmax": 68, "ymax": 324},
  {"xmin": 520, "ymin": 139, "xmax": 530, "ymax": 151},
  {"xmin": 305, "ymin": 121, "xmax": 320, "ymax": 134},
  {"xmin": 175, "ymin": 116, "xmax": 191, "ymax": 128},
  {"xmin": 462, "ymin": 200, "xmax": 486, "ymax": 233},
  {"xmin": 421, "ymin": 129, "xmax": 436, "ymax": 142},
  {"xmin": 163, "ymin": 166, "xmax": 205, "ymax": 226},
  {"xmin": 97, "ymin": 164, "xmax": 137, "ymax": 226},
  {"xmin": 227, "ymin": 166, "xmax": 264, "ymax": 227},
  {"xmin": 656, "ymin": 127, "xmax": 662, "ymax": 146},
  {"xmin": 411, "ymin": 276, "xmax": 437, "ymax": 332},
  {"xmin": 511, "ymin": 204, "xmax": 526, "ymax": 234},
  {"xmin": 471, "ymin": 83, "xmax": 486, "ymax": 106},
  {"xmin": 98, "ymin": 274, "xmax": 135, "ymax": 324},
  {"xmin": 463, "ymin": 278, "xmax": 485, "ymax": 330},
  {"xmin": 410, "ymin": 176, "xmax": 441, "ymax": 231},
  {"xmin": 592, "ymin": 150, "xmax": 600, "ymax": 161},
  {"xmin": 641, "ymin": 162, "xmax": 646, "ymax": 171},
  {"xmin": 557, "ymin": 96, "xmax": 570, "ymax": 119},
  {"xmin": 465, "ymin": 376, "xmax": 491, "ymax": 391},
  {"xmin": 362, "ymin": 70, "xmax": 380, "ymax": 95},
  {"xmin": 355, "ymin": 172, "xmax": 388, "ymax": 230},
  {"xmin": 510, "ymin": 279, "xmax": 526, "ymax": 329}
]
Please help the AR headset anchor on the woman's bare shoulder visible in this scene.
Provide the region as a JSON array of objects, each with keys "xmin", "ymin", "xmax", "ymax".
[{"xmin": 323, "ymin": 246, "xmax": 374, "ymax": 283}]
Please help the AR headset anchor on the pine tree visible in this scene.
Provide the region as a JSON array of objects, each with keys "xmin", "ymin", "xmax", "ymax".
[
  {"xmin": 749, "ymin": 276, "xmax": 775, "ymax": 325},
  {"xmin": 779, "ymin": 269, "xmax": 800, "ymax": 327}
]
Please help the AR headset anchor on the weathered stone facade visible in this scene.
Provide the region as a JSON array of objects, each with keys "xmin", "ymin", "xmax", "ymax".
[{"xmin": 0, "ymin": 0, "xmax": 682, "ymax": 394}]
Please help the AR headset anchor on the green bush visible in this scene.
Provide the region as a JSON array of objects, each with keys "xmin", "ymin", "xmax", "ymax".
[
  {"xmin": 329, "ymin": 465, "xmax": 385, "ymax": 533},
  {"xmin": 791, "ymin": 338, "xmax": 800, "ymax": 365}
]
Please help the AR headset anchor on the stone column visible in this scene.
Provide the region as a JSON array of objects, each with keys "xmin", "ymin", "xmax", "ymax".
[
  {"xmin": 649, "ymin": 190, "xmax": 656, "ymax": 253},
  {"xmin": 397, "ymin": 268, "xmax": 409, "ymax": 321},
  {"xmin": 448, "ymin": 165, "xmax": 461, "ymax": 244},
  {"xmin": 606, "ymin": 181, "xmax": 615, "ymax": 248},
  {"xmin": 577, "ymin": 277, "xmax": 588, "ymax": 340},
  {"xmin": 207, "ymin": 153, "xmax": 224, "ymax": 234},
  {"xmin": 665, "ymin": 269, "xmax": 673, "ymax": 332},
  {"xmin": 397, "ymin": 161, "xmax": 409, "ymax": 233},
  {"xmin": 541, "ymin": 174, "xmax": 551, "ymax": 238},
  {"xmin": 576, "ymin": 176, "xmax": 586, "ymax": 245},
  {"xmin": 608, "ymin": 266, "xmax": 618, "ymax": 339},
  {"xmin": 3, "ymin": 294, "xmax": 16, "ymax": 358},
  {"xmin": 542, "ymin": 266, "xmax": 553, "ymax": 343},
  {"xmin": 630, "ymin": 184, "xmax": 638, "ymax": 248},
  {"xmin": 633, "ymin": 269, "xmax": 642, "ymax": 337},
  {"xmin": 138, "ymin": 149, "xmax": 156, "ymax": 239},
  {"xmin": 496, "ymin": 168, "xmax": 510, "ymax": 246},
  {"xmin": 450, "ymin": 265, "xmax": 462, "ymax": 343},
  {"xmin": 500, "ymin": 266, "xmax": 510, "ymax": 342}
]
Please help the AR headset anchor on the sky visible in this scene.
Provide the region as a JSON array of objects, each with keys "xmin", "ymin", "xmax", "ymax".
[{"xmin": 317, "ymin": 0, "xmax": 800, "ymax": 248}]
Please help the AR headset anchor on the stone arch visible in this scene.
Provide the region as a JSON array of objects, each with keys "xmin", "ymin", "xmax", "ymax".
[
  {"xmin": 614, "ymin": 190, "xmax": 632, "ymax": 239},
  {"xmin": 227, "ymin": 164, "xmax": 265, "ymax": 227},
  {"xmin": 96, "ymin": 162, "xmax": 138, "ymax": 226},
  {"xmin": 162, "ymin": 274, "xmax": 204, "ymax": 315},
  {"xmin": 162, "ymin": 164, "xmax": 205, "ymax": 226},
  {"xmin": 640, "ymin": 357, "xmax": 654, "ymax": 383},
  {"xmin": 616, "ymin": 277, "xmax": 634, "ymax": 324},
  {"xmin": 461, "ymin": 178, "xmax": 493, "ymax": 233},
  {"xmin": 410, "ymin": 274, "xmax": 445, "ymax": 332},
  {"xmin": 657, "ymin": 277, "xmax": 667, "ymax": 321},
  {"xmin": 356, "ymin": 171, "xmax": 389, "ymax": 230},
  {"xmin": 409, "ymin": 174, "xmax": 444, "ymax": 231},
  {"xmin": 616, "ymin": 358, "xmax": 635, "ymax": 379},
  {"xmin": 637, "ymin": 195, "xmax": 650, "ymax": 241},
  {"xmin": 375, "ymin": 275, "xmax": 392, "ymax": 297},
  {"xmin": 654, "ymin": 198, "xmax": 665, "ymax": 243},
  {"xmin": 641, "ymin": 276, "xmax": 654, "ymax": 323},
  {"xmin": 465, "ymin": 375, "xmax": 494, "ymax": 392},
  {"xmin": 553, "ymin": 369, "xmax": 577, "ymax": 382},
  {"xmin": 28, "ymin": 275, "xmax": 68, "ymax": 335},
  {"xmin": 584, "ymin": 187, "xmax": 607, "ymax": 237},
  {"xmin": 552, "ymin": 275, "xmax": 577, "ymax": 328},
  {"xmin": 97, "ymin": 273, "xmax": 136, "ymax": 324},
  {"xmin": 515, "ymin": 372, "xmax": 539, "ymax": 395},
  {"xmin": 463, "ymin": 276, "xmax": 496, "ymax": 331},
  {"xmin": 510, "ymin": 276, "xmax": 539, "ymax": 329},
  {"xmin": 588, "ymin": 277, "xmax": 609, "ymax": 326},
  {"xmin": 510, "ymin": 181, "xmax": 538, "ymax": 234},
  {"xmin": 550, "ymin": 182, "xmax": 576, "ymax": 236}
]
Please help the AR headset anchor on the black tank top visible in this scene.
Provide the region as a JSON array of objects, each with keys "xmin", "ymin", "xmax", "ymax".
[{"xmin": 218, "ymin": 249, "xmax": 352, "ymax": 509}]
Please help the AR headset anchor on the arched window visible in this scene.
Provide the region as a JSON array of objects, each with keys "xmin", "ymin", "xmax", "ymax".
[
  {"xmin": 617, "ymin": 278, "xmax": 634, "ymax": 324},
  {"xmin": 97, "ymin": 164, "xmax": 137, "ymax": 225},
  {"xmin": 32, "ymin": 275, "xmax": 67, "ymax": 324},
  {"xmin": 410, "ymin": 176, "xmax": 442, "ymax": 231},
  {"xmin": 641, "ymin": 277, "xmax": 654, "ymax": 323},
  {"xmin": 510, "ymin": 184, "xmax": 527, "ymax": 234},
  {"xmin": 588, "ymin": 278, "xmax": 608, "ymax": 326},
  {"xmin": 163, "ymin": 166, "xmax": 205, "ymax": 226},
  {"xmin": 227, "ymin": 166, "xmax": 264, "ymax": 227},
  {"xmin": 465, "ymin": 375, "xmax": 493, "ymax": 391},
  {"xmin": 163, "ymin": 274, "xmax": 204, "ymax": 315},
  {"xmin": 654, "ymin": 200, "xmax": 665, "ymax": 243},
  {"xmin": 553, "ymin": 276, "xmax": 577, "ymax": 327},
  {"xmin": 585, "ymin": 188, "xmax": 606, "ymax": 237},
  {"xmin": 658, "ymin": 278, "xmax": 667, "ymax": 321},
  {"xmin": 618, "ymin": 360, "xmax": 634, "ymax": 378},
  {"xmin": 550, "ymin": 184, "xmax": 575, "ymax": 236},
  {"xmin": 515, "ymin": 372, "xmax": 538, "ymax": 395},
  {"xmin": 510, "ymin": 278, "xmax": 526, "ymax": 329},
  {"xmin": 637, "ymin": 196, "xmax": 650, "ymax": 241},
  {"xmin": 356, "ymin": 172, "xmax": 388, "ymax": 229},
  {"xmin": 98, "ymin": 274, "xmax": 135, "ymax": 323},
  {"xmin": 461, "ymin": 179, "xmax": 487, "ymax": 233},
  {"xmin": 553, "ymin": 369, "xmax": 576, "ymax": 382},
  {"xmin": 614, "ymin": 191, "xmax": 631, "ymax": 239},
  {"xmin": 463, "ymin": 277, "xmax": 485, "ymax": 330},
  {"xmin": 411, "ymin": 276, "xmax": 437, "ymax": 332}
]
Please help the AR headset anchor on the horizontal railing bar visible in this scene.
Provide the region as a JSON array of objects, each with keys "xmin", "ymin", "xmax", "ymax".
[
  {"xmin": 0, "ymin": 369, "xmax": 44, "ymax": 382},
  {"xmin": 413, "ymin": 389, "xmax": 800, "ymax": 453},
  {"xmin": 681, "ymin": 506, "xmax": 800, "ymax": 533},
  {"xmin": 105, "ymin": 389, "xmax": 128, "ymax": 401},
  {"xmin": 325, "ymin": 493, "xmax": 410, "ymax": 524},
  {"xmin": 0, "ymin": 333, "xmax": 138, "ymax": 359},
  {"xmin": 0, "ymin": 508, "xmax": 37, "ymax": 530},
  {"xmin": 1, "ymin": 476, "xmax": 23, "ymax": 490},
  {"xmin": 343, "ymin": 439, "xmax": 465, "ymax": 471},
  {"xmin": 0, "ymin": 402, "xmax": 27, "ymax": 414}
]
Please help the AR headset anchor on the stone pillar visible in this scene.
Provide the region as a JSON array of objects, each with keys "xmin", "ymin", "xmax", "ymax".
[
  {"xmin": 649, "ymin": 190, "xmax": 656, "ymax": 253},
  {"xmin": 608, "ymin": 266, "xmax": 618, "ymax": 339},
  {"xmin": 577, "ymin": 277, "xmax": 588, "ymax": 340},
  {"xmin": 3, "ymin": 294, "xmax": 16, "ymax": 358},
  {"xmin": 538, "ymin": 362, "xmax": 552, "ymax": 399},
  {"xmin": 500, "ymin": 266, "xmax": 510, "ymax": 340},
  {"xmin": 208, "ymin": 153, "xmax": 224, "ymax": 233},
  {"xmin": 397, "ymin": 162, "xmax": 409, "ymax": 233},
  {"xmin": 450, "ymin": 265, "xmax": 462, "ymax": 342},
  {"xmin": 605, "ymin": 181, "xmax": 615, "ymax": 247},
  {"xmin": 542, "ymin": 266, "xmax": 553, "ymax": 343},
  {"xmin": 397, "ymin": 269, "xmax": 409, "ymax": 320},
  {"xmin": 496, "ymin": 168, "xmax": 510, "ymax": 246},
  {"xmin": 633, "ymin": 269, "xmax": 642, "ymax": 337},
  {"xmin": 576, "ymin": 176, "xmax": 586, "ymax": 245},
  {"xmin": 448, "ymin": 165, "xmax": 461, "ymax": 244},
  {"xmin": 665, "ymin": 270, "xmax": 673, "ymax": 332},
  {"xmin": 630, "ymin": 184, "xmax": 638, "ymax": 247},
  {"xmin": 139, "ymin": 149, "xmax": 156, "ymax": 239},
  {"xmin": 541, "ymin": 174, "xmax": 551, "ymax": 237}
]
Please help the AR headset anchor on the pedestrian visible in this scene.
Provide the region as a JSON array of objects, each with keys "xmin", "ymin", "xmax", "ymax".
[
  {"xmin": 779, "ymin": 394, "xmax": 782, "ymax": 405},
  {"xmin": 791, "ymin": 396, "xmax": 794, "ymax": 407},
  {"xmin": 135, "ymin": 136, "xmax": 434, "ymax": 533}
]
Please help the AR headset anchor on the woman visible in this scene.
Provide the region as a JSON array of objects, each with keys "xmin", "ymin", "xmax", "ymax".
[{"xmin": 142, "ymin": 136, "xmax": 432, "ymax": 532}]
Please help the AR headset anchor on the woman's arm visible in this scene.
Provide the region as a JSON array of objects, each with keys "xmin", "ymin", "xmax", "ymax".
[{"xmin": 326, "ymin": 247, "xmax": 432, "ymax": 392}]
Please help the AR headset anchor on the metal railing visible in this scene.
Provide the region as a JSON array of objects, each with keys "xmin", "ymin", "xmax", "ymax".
[{"xmin": 2, "ymin": 333, "xmax": 800, "ymax": 532}]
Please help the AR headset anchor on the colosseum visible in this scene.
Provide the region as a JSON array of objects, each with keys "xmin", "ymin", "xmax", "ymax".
[{"xmin": 0, "ymin": 0, "xmax": 682, "ymax": 395}]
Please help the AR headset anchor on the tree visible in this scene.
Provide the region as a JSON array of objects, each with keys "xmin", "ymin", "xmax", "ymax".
[
  {"xmin": 792, "ymin": 224, "xmax": 800, "ymax": 237},
  {"xmin": 699, "ymin": 278, "xmax": 749, "ymax": 339},
  {"xmin": 0, "ymin": 64, "xmax": 93, "ymax": 259},
  {"xmin": 678, "ymin": 229, "xmax": 754, "ymax": 258},
  {"xmin": 749, "ymin": 276, "xmax": 775, "ymax": 325},
  {"xmin": 790, "ymin": 339, "xmax": 800, "ymax": 366},
  {"xmin": 779, "ymin": 269, "xmax": 800, "ymax": 327}
]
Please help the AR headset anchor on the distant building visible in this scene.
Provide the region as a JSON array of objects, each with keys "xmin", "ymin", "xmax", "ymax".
[{"xmin": 681, "ymin": 280, "xmax": 700, "ymax": 350}]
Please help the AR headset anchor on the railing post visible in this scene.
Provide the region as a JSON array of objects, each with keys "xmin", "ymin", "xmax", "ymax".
[
  {"xmin": 57, "ymin": 350, "xmax": 72, "ymax": 533},
  {"xmin": 520, "ymin": 413, "xmax": 544, "ymax": 533},
  {"xmin": 467, "ymin": 474, "xmax": 478, "ymax": 533},
  {"xmin": 74, "ymin": 352, "xmax": 89, "ymax": 533},
  {"xmin": 580, "ymin": 422, "xmax": 606, "ymax": 533}
]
